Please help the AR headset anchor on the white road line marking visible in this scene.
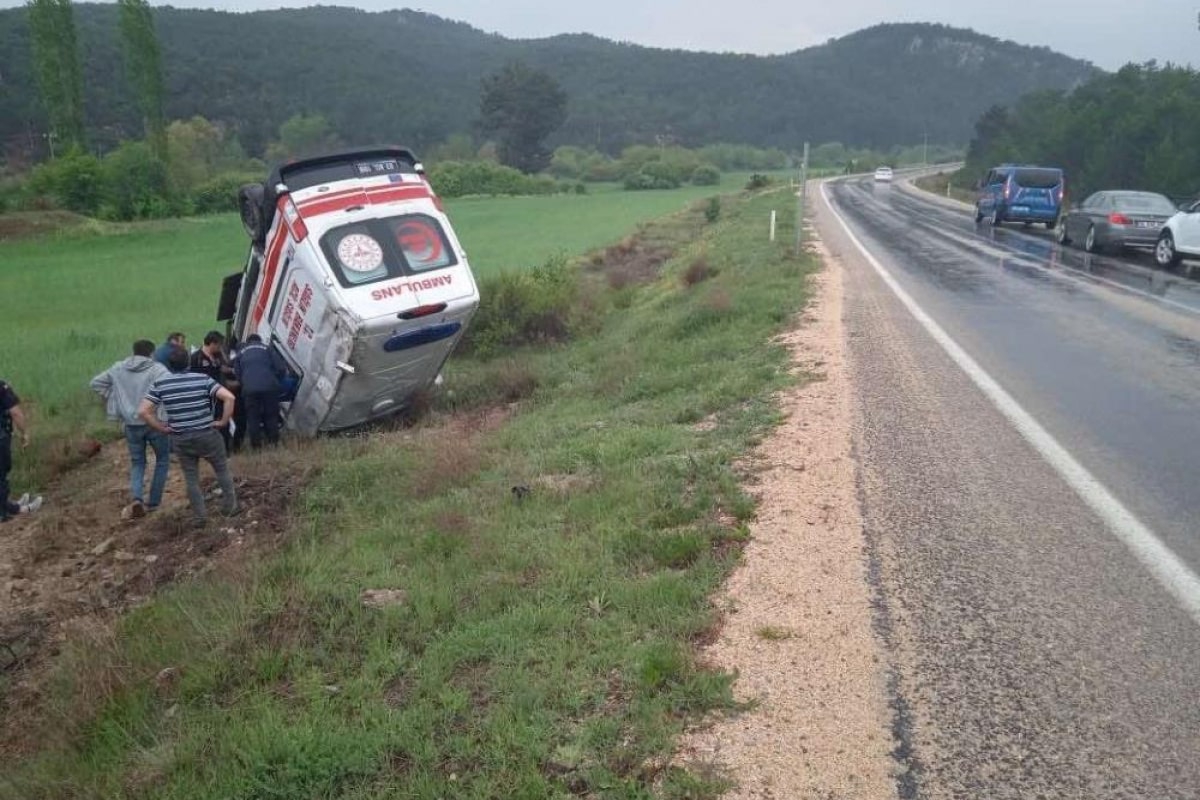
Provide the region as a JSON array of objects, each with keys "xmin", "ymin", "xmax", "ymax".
[{"xmin": 820, "ymin": 179, "xmax": 1200, "ymax": 625}]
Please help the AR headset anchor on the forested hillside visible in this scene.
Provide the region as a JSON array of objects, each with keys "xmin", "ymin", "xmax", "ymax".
[
  {"xmin": 0, "ymin": 6, "xmax": 1096, "ymax": 159},
  {"xmin": 963, "ymin": 64, "xmax": 1200, "ymax": 200}
]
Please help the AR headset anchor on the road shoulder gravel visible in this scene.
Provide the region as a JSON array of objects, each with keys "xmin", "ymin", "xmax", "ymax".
[{"xmin": 677, "ymin": 236, "xmax": 898, "ymax": 799}]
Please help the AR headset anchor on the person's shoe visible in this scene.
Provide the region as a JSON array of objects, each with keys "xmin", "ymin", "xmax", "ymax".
[
  {"xmin": 17, "ymin": 493, "xmax": 29, "ymax": 507},
  {"xmin": 189, "ymin": 517, "xmax": 207, "ymax": 530},
  {"xmin": 20, "ymin": 496, "xmax": 43, "ymax": 514},
  {"xmin": 130, "ymin": 500, "xmax": 146, "ymax": 519}
]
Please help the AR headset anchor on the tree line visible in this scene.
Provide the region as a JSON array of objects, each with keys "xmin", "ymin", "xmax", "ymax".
[
  {"xmin": 5, "ymin": 0, "xmax": 953, "ymax": 222},
  {"xmin": 962, "ymin": 63, "xmax": 1200, "ymax": 201},
  {"xmin": 0, "ymin": 6, "xmax": 1095, "ymax": 163}
]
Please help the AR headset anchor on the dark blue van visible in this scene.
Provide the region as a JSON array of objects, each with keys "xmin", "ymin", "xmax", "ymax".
[{"xmin": 974, "ymin": 165, "xmax": 1065, "ymax": 228}]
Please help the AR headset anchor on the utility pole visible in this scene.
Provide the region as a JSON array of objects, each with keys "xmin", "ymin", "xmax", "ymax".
[
  {"xmin": 923, "ymin": 131, "xmax": 929, "ymax": 167},
  {"xmin": 795, "ymin": 141, "xmax": 809, "ymax": 255}
]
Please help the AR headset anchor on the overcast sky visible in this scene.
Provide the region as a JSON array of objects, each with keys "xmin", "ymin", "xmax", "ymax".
[{"xmin": 3, "ymin": 0, "xmax": 1196, "ymax": 69}]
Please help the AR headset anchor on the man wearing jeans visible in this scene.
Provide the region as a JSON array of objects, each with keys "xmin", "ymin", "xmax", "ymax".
[
  {"xmin": 139, "ymin": 347, "xmax": 238, "ymax": 527},
  {"xmin": 91, "ymin": 340, "xmax": 171, "ymax": 517}
]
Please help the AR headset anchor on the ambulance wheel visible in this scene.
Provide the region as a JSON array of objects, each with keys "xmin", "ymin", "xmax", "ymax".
[{"xmin": 237, "ymin": 184, "xmax": 267, "ymax": 245}]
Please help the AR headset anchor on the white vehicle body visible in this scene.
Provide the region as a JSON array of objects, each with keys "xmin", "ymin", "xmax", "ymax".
[
  {"xmin": 1156, "ymin": 199, "xmax": 1200, "ymax": 268},
  {"xmin": 218, "ymin": 147, "xmax": 480, "ymax": 435},
  {"xmin": 874, "ymin": 166, "xmax": 894, "ymax": 183}
]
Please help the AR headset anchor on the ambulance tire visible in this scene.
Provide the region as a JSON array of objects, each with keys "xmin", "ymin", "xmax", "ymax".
[{"xmin": 238, "ymin": 184, "xmax": 267, "ymax": 245}]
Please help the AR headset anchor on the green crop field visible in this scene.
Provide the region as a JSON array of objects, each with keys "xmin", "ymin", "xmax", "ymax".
[{"xmin": 0, "ymin": 172, "xmax": 787, "ymax": 489}]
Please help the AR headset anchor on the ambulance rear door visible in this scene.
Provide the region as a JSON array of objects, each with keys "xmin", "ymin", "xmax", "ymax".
[{"xmin": 267, "ymin": 253, "xmax": 350, "ymax": 434}]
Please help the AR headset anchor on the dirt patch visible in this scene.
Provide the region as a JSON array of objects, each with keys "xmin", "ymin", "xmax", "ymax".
[
  {"xmin": 589, "ymin": 230, "xmax": 680, "ymax": 289},
  {"xmin": 0, "ymin": 439, "xmax": 321, "ymax": 755},
  {"xmin": 0, "ymin": 210, "xmax": 96, "ymax": 241},
  {"xmin": 677, "ymin": 235, "xmax": 897, "ymax": 798}
]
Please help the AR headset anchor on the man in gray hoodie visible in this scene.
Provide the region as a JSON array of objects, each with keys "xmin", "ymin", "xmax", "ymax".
[{"xmin": 91, "ymin": 340, "xmax": 171, "ymax": 517}]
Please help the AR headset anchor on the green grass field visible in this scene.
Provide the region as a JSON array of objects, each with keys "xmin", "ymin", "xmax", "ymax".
[
  {"xmin": 0, "ymin": 172, "xmax": 785, "ymax": 488},
  {"xmin": 4, "ymin": 184, "xmax": 815, "ymax": 799}
]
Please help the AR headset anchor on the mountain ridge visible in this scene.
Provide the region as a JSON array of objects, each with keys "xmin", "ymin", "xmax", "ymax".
[{"xmin": 0, "ymin": 7, "xmax": 1099, "ymax": 159}]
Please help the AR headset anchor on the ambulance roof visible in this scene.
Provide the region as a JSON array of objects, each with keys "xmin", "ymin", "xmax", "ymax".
[
  {"xmin": 259, "ymin": 146, "xmax": 424, "ymax": 236},
  {"xmin": 269, "ymin": 146, "xmax": 421, "ymax": 193}
]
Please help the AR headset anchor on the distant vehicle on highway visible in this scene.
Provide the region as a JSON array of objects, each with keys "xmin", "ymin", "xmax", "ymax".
[
  {"xmin": 974, "ymin": 164, "xmax": 1064, "ymax": 228},
  {"xmin": 874, "ymin": 166, "xmax": 894, "ymax": 183},
  {"xmin": 1056, "ymin": 191, "xmax": 1177, "ymax": 253},
  {"xmin": 1155, "ymin": 199, "xmax": 1200, "ymax": 268}
]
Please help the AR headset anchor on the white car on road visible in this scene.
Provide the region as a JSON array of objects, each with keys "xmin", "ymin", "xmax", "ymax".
[
  {"xmin": 1155, "ymin": 199, "xmax": 1200, "ymax": 267},
  {"xmin": 874, "ymin": 166, "xmax": 894, "ymax": 183}
]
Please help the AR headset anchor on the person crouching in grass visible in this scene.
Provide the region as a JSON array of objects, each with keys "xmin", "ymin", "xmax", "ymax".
[{"xmin": 139, "ymin": 346, "xmax": 239, "ymax": 528}]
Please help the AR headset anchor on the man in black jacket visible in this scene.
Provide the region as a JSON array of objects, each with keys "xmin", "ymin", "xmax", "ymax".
[
  {"xmin": 233, "ymin": 334, "xmax": 287, "ymax": 448},
  {"xmin": 190, "ymin": 331, "xmax": 238, "ymax": 452}
]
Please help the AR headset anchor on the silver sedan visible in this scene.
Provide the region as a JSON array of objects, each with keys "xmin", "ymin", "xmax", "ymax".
[{"xmin": 1056, "ymin": 190, "xmax": 1178, "ymax": 253}]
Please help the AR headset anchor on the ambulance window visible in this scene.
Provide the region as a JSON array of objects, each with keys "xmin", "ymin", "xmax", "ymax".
[
  {"xmin": 267, "ymin": 256, "xmax": 292, "ymax": 324},
  {"xmin": 324, "ymin": 225, "xmax": 389, "ymax": 286},
  {"xmin": 386, "ymin": 215, "xmax": 457, "ymax": 273}
]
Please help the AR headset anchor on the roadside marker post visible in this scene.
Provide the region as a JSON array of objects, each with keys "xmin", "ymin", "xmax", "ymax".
[
  {"xmin": 770, "ymin": 210, "xmax": 777, "ymax": 241},
  {"xmin": 795, "ymin": 141, "xmax": 809, "ymax": 255}
]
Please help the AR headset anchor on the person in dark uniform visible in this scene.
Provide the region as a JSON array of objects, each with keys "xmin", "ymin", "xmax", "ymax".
[
  {"xmin": 234, "ymin": 334, "xmax": 287, "ymax": 448},
  {"xmin": 0, "ymin": 378, "xmax": 42, "ymax": 523}
]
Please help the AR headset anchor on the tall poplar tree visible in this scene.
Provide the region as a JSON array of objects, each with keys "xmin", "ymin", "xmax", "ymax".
[
  {"xmin": 118, "ymin": 0, "xmax": 166, "ymax": 160},
  {"xmin": 26, "ymin": 0, "xmax": 86, "ymax": 150}
]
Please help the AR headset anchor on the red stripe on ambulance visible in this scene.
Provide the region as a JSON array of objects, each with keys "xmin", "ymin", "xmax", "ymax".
[
  {"xmin": 250, "ymin": 199, "xmax": 291, "ymax": 328},
  {"xmin": 298, "ymin": 186, "xmax": 433, "ymax": 219}
]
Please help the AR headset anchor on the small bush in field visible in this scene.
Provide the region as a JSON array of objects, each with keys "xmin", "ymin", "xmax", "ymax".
[
  {"xmin": 681, "ymin": 256, "xmax": 716, "ymax": 287},
  {"xmin": 192, "ymin": 171, "xmax": 264, "ymax": 214},
  {"xmin": 426, "ymin": 160, "xmax": 560, "ymax": 198},
  {"xmin": 745, "ymin": 173, "xmax": 772, "ymax": 190},
  {"xmin": 704, "ymin": 197, "xmax": 720, "ymax": 223},
  {"xmin": 691, "ymin": 164, "xmax": 721, "ymax": 186},
  {"xmin": 459, "ymin": 254, "xmax": 579, "ymax": 358},
  {"xmin": 624, "ymin": 171, "xmax": 680, "ymax": 191},
  {"xmin": 24, "ymin": 149, "xmax": 105, "ymax": 215}
]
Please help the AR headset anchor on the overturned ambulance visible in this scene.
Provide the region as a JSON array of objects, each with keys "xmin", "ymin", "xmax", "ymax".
[{"xmin": 217, "ymin": 147, "xmax": 480, "ymax": 434}]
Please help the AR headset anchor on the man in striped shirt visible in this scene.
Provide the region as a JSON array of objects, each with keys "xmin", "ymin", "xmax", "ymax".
[{"xmin": 138, "ymin": 347, "xmax": 239, "ymax": 526}]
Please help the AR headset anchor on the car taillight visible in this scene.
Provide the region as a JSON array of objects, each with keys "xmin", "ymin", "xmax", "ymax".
[
  {"xmin": 1109, "ymin": 213, "xmax": 1132, "ymax": 225},
  {"xmin": 398, "ymin": 303, "xmax": 448, "ymax": 320}
]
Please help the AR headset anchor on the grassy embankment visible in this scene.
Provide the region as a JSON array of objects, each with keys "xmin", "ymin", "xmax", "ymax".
[
  {"xmin": 0, "ymin": 172, "xmax": 786, "ymax": 490},
  {"xmin": 912, "ymin": 170, "xmax": 976, "ymax": 206},
  {"xmin": 3, "ymin": 183, "xmax": 815, "ymax": 798}
]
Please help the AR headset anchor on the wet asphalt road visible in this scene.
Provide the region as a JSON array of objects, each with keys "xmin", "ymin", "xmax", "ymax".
[{"xmin": 814, "ymin": 177, "xmax": 1200, "ymax": 799}]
